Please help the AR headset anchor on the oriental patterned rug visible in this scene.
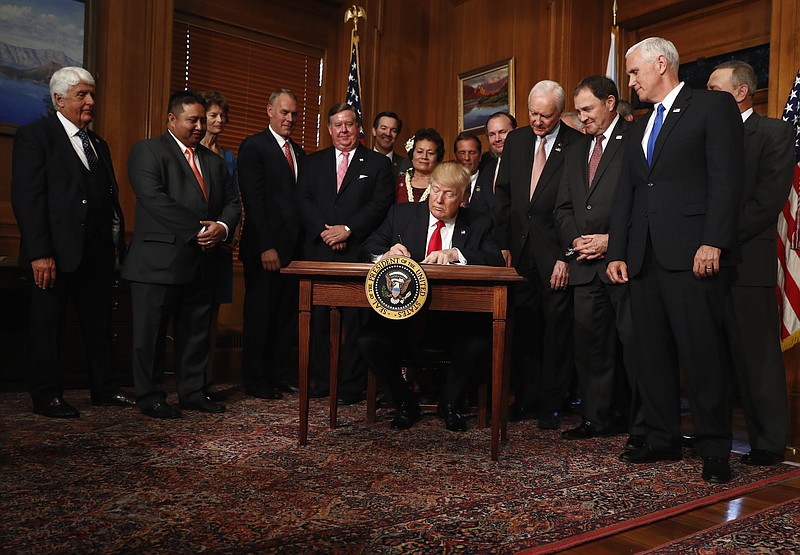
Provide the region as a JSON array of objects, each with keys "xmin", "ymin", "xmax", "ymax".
[
  {"xmin": 1, "ymin": 387, "xmax": 797, "ymax": 554},
  {"xmin": 641, "ymin": 494, "xmax": 800, "ymax": 554}
]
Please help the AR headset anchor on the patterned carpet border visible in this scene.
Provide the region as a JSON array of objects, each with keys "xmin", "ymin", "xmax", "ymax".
[
  {"xmin": 1, "ymin": 387, "xmax": 799, "ymax": 554},
  {"xmin": 639, "ymin": 493, "xmax": 800, "ymax": 554}
]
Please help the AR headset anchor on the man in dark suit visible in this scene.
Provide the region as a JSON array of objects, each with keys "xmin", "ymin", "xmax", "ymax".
[
  {"xmin": 11, "ymin": 67, "xmax": 133, "ymax": 418},
  {"xmin": 555, "ymin": 76, "xmax": 643, "ymax": 442},
  {"xmin": 454, "ymin": 132, "xmax": 482, "ymax": 203},
  {"xmin": 297, "ymin": 102, "xmax": 395, "ymax": 404},
  {"xmin": 470, "ymin": 111, "xmax": 517, "ymax": 215},
  {"xmin": 494, "ymin": 80, "xmax": 583, "ymax": 430},
  {"xmin": 607, "ymin": 37, "xmax": 744, "ymax": 483},
  {"xmin": 238, "ymin": 89, "xmax": 306, "ymax": 400},
  {"xmin": 123, "ymin": 90, "xmax": 241, "ymax": 419},
  {"xmin": 372, "ymin": 111, "xmax": 411, "ymax": 177},
  {"xmin": 708, "ymin": 61, "xmax": 795, "ymax": 466},
  {"xmin": 359, "ymin": 162, "xmax": 504, "ymax": 431}
]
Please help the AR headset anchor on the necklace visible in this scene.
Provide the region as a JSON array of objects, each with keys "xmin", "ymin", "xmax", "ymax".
[{"xmin": 404, "ymin": 169, "xmax": 429, "ymax": 202}]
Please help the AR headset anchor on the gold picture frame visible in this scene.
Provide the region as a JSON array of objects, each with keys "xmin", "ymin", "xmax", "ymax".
[{"xmin": 458, "ymin": 57, "xmax": 515, "ymax": 133}]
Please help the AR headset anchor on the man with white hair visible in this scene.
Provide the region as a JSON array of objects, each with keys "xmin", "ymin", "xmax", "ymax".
[
  {"xmin": 607, "ymin": 37, "xmax": 745, "ymax": 482},
  {"xmin": 12, "ymin": 66, "xmax": 133, "ymax": 417},
  {"xmin": 494, "ymin": 80, "xmax": 583, "ymax": 430}
]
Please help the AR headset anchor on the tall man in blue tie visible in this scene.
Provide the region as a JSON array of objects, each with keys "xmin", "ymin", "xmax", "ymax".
[
  {"xmin": 12, "ymin": 67, "xmax": 134, "ymax": 417},
  {"xmin": 607, "ymin": 37, "xmax": 744, "ymax": 483}
]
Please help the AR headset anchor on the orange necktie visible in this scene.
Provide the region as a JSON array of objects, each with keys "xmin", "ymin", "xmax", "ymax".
[{"xmin": 185, "ymin": 147, "xmax": 208, "ymax": 200}]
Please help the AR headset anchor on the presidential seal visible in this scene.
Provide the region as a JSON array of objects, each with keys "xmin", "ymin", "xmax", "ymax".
[{"xmin": 365, "ymin": 256, "xmax": 428, "ymax": 320}]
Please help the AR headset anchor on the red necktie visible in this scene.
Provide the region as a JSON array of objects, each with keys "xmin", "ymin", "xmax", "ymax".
[
  {"xmin": 426, "ymin": 220, "xmax": 445, "ymax": 256},
  {"xmin": 588, "ymin": 134, "xmax": 604, "ymax": 186},
  {"xmin": 284, "ymin": 140, "xmax": 294, "ymax": 177},
  {"xmin": 185, "ymin": 147, "xmax": 208, "ymax": 200}
]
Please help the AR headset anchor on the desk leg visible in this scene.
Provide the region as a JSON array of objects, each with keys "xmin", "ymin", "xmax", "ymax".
[
  {"xmin": 298, "ymin": 279, "xmax": 311, "ymax": 446},
  {"xmin": 492, "ymin": 317, "xmax": 506, "ymax": 461},
  {"xmin": 329, "ymin": 306, "xmax": 341, "ymax": 429}
]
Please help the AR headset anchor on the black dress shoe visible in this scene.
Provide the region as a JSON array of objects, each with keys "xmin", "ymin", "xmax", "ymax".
[
  {"xmin": 337, "ymin": 392, "xmax": 364, "ymax": 406},
  {"xmin": 274, "ymin": 381, "xmax": 300, "ymax": 394},
  {"xmin": 741, "ymin": 449, "xmax": 784, "ymax": 466},
  {"xmin": 140, "ymin": 401, "xmax": 181, "ymax": 419},
  {"xmin": 390, "ymin": 399, "xmax": 420, "ymax": 430},
  {"xmin": 538, "ymin": 411, "xmax": 562, "ymax": 430},
  {"xmin": 205, "ymin": 390, "xmax": 227, "ymax": 403},
  {"xmin": 180, "ymin": 398, "xmax": 226, "ymax": 414},
  {"xmin": 91, "ymin": 392, "xmax": 136, "ymax": 407},
  {"xmin": 442, "ymin": 404, "xmax": 467, "ymax": 432},
  {"xmin": 702, "ymin": 456, "xmax": 732, "ymax": 483},
  {"xmin": 681, "ymin": 434, "xmax": 695, "ymax": 448},
  {"xmin": 561, "ymin": 421, "xmax": 605, "ymax": 440},
  {"xmin": 33, "ymin": 397, "xmax": 80, "ymax": 419},
  {"xmin": 245, "ymin": 387, "xmax": 282, "ymax": 400},
  {"xmin": 308, "ymin": 386, "xmax": 330, "ymax": 398},
  {"xmin": 508, "ymin": 402, "xmax": 536, "ymax": 422},
  {"xmin": 619, "ymin": 444, "xmax": 682, "ymax": 463},
  {"xmin": 624, "ymin": 435, "xmax": 646, "ymax": 451}
]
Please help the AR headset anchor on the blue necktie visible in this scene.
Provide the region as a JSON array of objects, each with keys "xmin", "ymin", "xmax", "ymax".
[
  {"xmin": 646, "ymin": 103, "xmax": 665, "ymax": 166},
  {"xmin": 77, "ymin": 128, "xmax": 99, "ymax": 172}
]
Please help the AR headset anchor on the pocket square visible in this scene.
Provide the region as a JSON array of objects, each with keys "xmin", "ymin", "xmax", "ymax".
[{"xmin": 359, "ymin": 174, "xmax": 369, "ymax": 179}]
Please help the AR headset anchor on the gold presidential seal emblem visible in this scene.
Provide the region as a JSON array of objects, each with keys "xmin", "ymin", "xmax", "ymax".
[{"xmin": 365, "ymin": 256, "xmax": 428, "ymax": 319}]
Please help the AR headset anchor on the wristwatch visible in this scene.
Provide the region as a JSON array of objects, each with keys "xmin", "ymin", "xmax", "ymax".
[{"xmin": 344, "ymin": 225, "xmax": 352, "ymax": 235}]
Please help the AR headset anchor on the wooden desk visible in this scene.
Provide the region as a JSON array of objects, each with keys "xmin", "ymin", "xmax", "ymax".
[{"xmin": 282, "ymin": 261, "xmax": 523, "ymax": 461}]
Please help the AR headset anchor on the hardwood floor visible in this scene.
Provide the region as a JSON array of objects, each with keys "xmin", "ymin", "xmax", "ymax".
[{"xmin": 562, "ymin": 411, "xmax": 800, "ymax": 554}]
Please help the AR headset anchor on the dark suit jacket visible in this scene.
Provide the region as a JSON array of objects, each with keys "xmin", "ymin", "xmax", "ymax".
[
  {"xmin": 122, "ymin": 132, "xmax": 241, "ymax": 284},
  {"xmin": 237, "ymin": 129, "xmax": 306, "ymax": 266},
  {"xmin": 297, "ymin": 143, "xmax": 395, "ymax": 262},
  {"xmin": 607, "ymin": 87, "xmax": 744, "ymax": 274},
  {"xmin": 494, "ymin": 123, "xmax": 584, "ymax": 282},
  {"xmin": 735, "ymin": 112, "xmax": 795, "ymax": 286},
  {"xmin": 391, "ymin": 150, "xmax": 412, "ymax": 177},
  {"xmin": 469, "ymin": 152, "xmax": 499, "ymax": 214},
  {"xmin": 555, "ymin": 118, "xmax": 629, "ymax": 285},
  {"xmin": 360, "ymin": 201, "xmax": 504, "ymax": 267},
  {"xmin": 11, "ymin": 114, "xmax": 125, "ymax": 271}
]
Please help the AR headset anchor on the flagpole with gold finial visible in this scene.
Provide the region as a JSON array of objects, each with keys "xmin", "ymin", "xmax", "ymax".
[{"xmin": 344, "ymin": 5, "xmax": 366, "ymax": 139}]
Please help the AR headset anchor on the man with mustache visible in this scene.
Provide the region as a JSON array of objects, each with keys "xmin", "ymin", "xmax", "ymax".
[{"xmin": 123, "ymin": 90, "xmax": 241, "ymax": 419}]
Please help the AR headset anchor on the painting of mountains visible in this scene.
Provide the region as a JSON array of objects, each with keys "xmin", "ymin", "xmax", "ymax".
[
  {"xmin": 0, "ymin": 0, "xmax": 85, "ymax": 128},
  {"xmin": 459, "ymin": 58, "xmax": 515, "ymax": 132}
]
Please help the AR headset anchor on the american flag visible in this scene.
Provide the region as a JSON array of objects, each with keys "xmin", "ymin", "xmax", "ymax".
[
  {"xmin": 345, "ymin": 33, "xmax": 365, "ymax": 142},
  {"xmin": 777, "ymin": 68, "xmax": 800, "ymax": 350}
]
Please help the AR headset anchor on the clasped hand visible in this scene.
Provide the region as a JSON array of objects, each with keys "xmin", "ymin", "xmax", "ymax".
[{"xmin": 196, "ymin": 220, "xmax": 226, "ymax": 250}]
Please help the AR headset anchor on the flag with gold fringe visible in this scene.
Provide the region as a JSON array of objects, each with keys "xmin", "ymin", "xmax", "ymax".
[{"xmin": 777, "ymin": 67, "xmax": 800, "ymax": 350}]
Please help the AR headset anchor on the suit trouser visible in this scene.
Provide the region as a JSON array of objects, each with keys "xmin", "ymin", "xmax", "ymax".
[
  {"xmin": 629, "ymin": 246, "xmax": 732, "ymax": 458},
  {"xmin": 27, "ymin": 242, "xmax": 117, "ymax": 404},
  {"xmin": 241, "ymin": 260, "xmax": 297, "ymax": 390},
  {"xmin": 511, "ymin": 264, "xmax": 574, "ymax": 414},
  {"xmin": 724, "ymin": 284, "xmax": 788, "ymax": 453},
  {"xmin": 310, "ymin": 306, "xmax": 367, "ymax": 396},
  {"xmin": 573, "ymin": 276, "xmax": 645, "ymax": 434},
  {"xmin": 357, "ymin": 312, "xmax": 489, "ymax": 407},
  {"xmin": 129, "ymin": 278, "xmax": 214, "ymax": 407}
]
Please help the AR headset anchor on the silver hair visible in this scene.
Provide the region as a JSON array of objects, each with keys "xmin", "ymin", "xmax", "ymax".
[
  {"xmin": 49, "ymin": 66, "xmax": 95, "ymax": 108},
  {"xmin": 528, "ymin": 80, "xmax": 565, "ymax": 112},
  {"xmin": 626, "ymin": 37, "xmax": 680, "ymax": 70}
]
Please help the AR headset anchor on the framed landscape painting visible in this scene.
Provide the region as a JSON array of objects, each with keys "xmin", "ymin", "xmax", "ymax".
[
  {"xmin": 0, "ymin": 0, "xmax": 87, "ymax": 134},
  {"xmin": 458, "ymin": 57, "xmax": 515, "ymax": 133}
]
